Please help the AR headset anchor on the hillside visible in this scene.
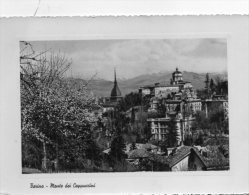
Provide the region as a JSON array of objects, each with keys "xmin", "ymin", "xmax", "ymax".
[{"xmin": 81, "ymin": 71, "xmax": 227, "ymax": 97}]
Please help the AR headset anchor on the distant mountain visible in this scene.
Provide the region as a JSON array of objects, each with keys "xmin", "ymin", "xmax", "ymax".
[{"xmin": 79, "ymin": 71, "xmax": 227, "ymax": 97}]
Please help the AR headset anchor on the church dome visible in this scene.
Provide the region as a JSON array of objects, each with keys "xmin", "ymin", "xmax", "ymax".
[
  {"xmin": 173, "ymin": 68, "xmax": 182, "ymax": 75},
  {"xmin": 171, "ymin": 68, "xmax": 183, "ymax": 84}
]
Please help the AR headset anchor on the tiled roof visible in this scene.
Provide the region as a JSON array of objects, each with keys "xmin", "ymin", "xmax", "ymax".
[
  {"xmin": 148, "ymin": 153, "xmax": 169, "ymax": 164},
  {"xmin": 142, "ymin": 143, "xmax": 158, "ymax": 150},
  {"xmin": 140, "ymin": 85, "xmax": 155, "ymax": 88},
  {"xmin": 125, "ymin": 143, "xmax": 158, "ymax": 153},
  {"xmin": 165, "ymin": 146, "xmax": 207, "ymax": 168},
  {"xmin": 128, "ymin": 149, "xmax": 151, "ymax": 159},
  {"xmin": 166, "ymin": 146, "xmax": 192, "ymax": 167},
  {"xmin": 155, "ymin": 84, "xmax": 179, "ymax": 88}
]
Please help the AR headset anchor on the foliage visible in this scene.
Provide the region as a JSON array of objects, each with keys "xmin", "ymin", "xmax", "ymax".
[
  {"xmin": 20, "ymin": 42, "xmax": 101, "ymax": 171},
  {"xmin": 129, "ymin": 142, "xmax": 137, "ymax": 151},
  {"xmin": 184, "ymin": 134, "xmax": 193, "ymax": 146},
  {"xmin": 197, "ymin": 75, "xmax": 228, "ymax": 99},
  {"xmin": 209, "ymin": 108, "xmax": 228, "ymax": 135},
  {"xmin": 196, "ymin": 89, "xmax": 208, "ymax": 100},
  {"xmin": 214, "ymin": 76, "xmax": 228, "ymax": 95},
  {"xmin": 130, "ymin": 107, "xmax": 135, "ymax": 123},
  {"xmin": 22, "ymin": 135, "xmax": 43, "ymax": 169},
  {"xmin": 158, "ymin": 140, "xmax": 168, "ymax": 154},
  {"xmin": 117, "ymin": 92, "xmax": 142, "ymax": 112},
  {"xmin": 194, "ymin": 134, "xmax": 204, "ymax": 145},
  {"xmin": 192, "ymin": 110, "xmax": 211, "ymax": 131},
  {"xmin": 117, "ymin": 92, "xmax": 151, "ymax": 112},
  {"xmin": 164, "ymin": 118, "xmax": 179, "ymax": 148},
  {"xmin": 210, "ymin": 79, "xmax": 215, "ymax": 92},
  {"xmin": 109, "ymin": 135, "xmax": 127, "ymax": 163},
  {"xmin": 203, "ymin": 145, "xmax": 229, "ymax": 170}
]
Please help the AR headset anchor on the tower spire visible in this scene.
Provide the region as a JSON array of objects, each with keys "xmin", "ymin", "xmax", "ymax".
[
  {"xmin": 114, "ymin": 67, "xmax": 117, "ymax": 83},
  {"xmin": 110, "ymin": 67, "xmax": 122, "ymax": 101}
]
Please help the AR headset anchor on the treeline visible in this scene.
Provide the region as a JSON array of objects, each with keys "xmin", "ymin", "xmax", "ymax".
[
  {"xmin": 116, "ymin": 92, "xmax": 150, "ymax": 112},
  {"xmin": 197, "ymin": 76, "xmax": 228, "ymax": 99}
]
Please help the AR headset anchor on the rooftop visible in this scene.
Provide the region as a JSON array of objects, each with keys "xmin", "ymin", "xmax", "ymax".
[
  {"xmin": 128, "ymin": 148, "xmax": 151, "ymax": 159},
  {"xmin": 165, "ymin": 146, "xmax": 207, "ymax": 168},
  {"xmin": 173, "ymin": 68, "xmax": 182, "ymax": 74}
]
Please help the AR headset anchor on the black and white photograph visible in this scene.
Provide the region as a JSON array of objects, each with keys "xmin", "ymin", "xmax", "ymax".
[
  {"xmin": 20, "ymin": 38, "xmax": 229, "ymax": 173},
  {"xmin": 1, "ymin": 15, "xmax": 249, "ymax": 195}
]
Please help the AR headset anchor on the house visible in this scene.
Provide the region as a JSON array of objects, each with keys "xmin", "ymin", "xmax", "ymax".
[{"xmin": 165, "ymin": 146, "xmax": 207, "ymax": 171}]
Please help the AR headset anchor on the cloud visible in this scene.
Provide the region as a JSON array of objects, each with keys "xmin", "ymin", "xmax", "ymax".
[
  {"xmin": 181, "ymin": 39, "xmax": 227, "ymax": 58},
  {"xmin": 28, "ymin": 39, "xmax": 227, "ymax": 80}
]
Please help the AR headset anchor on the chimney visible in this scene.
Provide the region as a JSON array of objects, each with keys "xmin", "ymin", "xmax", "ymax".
[{"xmin": 167, "ymin": 147, "xmax": 175, "ymax": 156}]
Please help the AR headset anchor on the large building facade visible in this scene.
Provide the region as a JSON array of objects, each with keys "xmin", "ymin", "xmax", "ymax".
[
  {"xmin": 146, "ymin": 69, "xmax": 228, "ymax": 145},
  {"xmin": 145, "ymin": 68, "xmax": 201, "ymax": 144}
]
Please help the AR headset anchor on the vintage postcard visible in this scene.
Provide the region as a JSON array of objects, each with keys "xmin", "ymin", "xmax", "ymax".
[
  {"xmin": 0, "ymin": 16, "xmax": 249, "ymax": 194},
  {"xmin": 20, "ymin": 39, "xmax": 229, "ymax": 174}
]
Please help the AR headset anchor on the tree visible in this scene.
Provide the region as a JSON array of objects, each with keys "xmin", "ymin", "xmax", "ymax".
[
  {"xmin": 117, "ymin": 92, "xmax": 142, "ymax": 112},
  {"xmin": 210, "ymin": 78, "xmax": 215, "ymax": 94},
  {"xmin": 109, "ymin": 135, "xmax": 127, "ymax": 163},
  {"xmin": 184, "ymin": 134, "xmax": 193, "ymax": 146},
  {"xmin": 130, "ymin": 142, "xmax": 137, "ymax": 151},
  {"xmin": 165, "ymin": 118, "xmax": 179, "ymax": 148},
  {"xmin": 205, "ymin": 73, "xmax": 210, "ymax": 97},
  {"xmin": 159, "ymin": 140, "xmax": 168, "ymax": 154},
  {"xmin": 20, "ymin": 42, "xmax": 101, "ymax": 172},
  {"xmin": 192, "ymin": 110, "xmax": 211, "ymax": 131},
  {"xmin": 214, "ymin": 76, "xmax": 228, "ymax": 96},
  {"xmin": 131, "ymin": 107, "xmax": 135, "ymax": 124},
  {"xmin": 195, "ymin": 134, "xmax": 204, "ymax": 145},
  {"xmin": 209, "ymin": 108, "xmax": 226, "ymax": 136}
]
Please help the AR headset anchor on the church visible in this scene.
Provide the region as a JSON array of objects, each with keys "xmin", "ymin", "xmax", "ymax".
[
  {"xmin": 101, "ymin": 68, "xmax": 123, "ymax": 112},
  {"xmin": 110, "ymin": 68, "xmax": 122, "ymax": 103}
]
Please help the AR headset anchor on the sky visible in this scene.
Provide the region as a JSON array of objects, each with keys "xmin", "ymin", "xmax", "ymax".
[{"xmin": 24, "ymin": 39, "xmax": 227, "ymax": 81}]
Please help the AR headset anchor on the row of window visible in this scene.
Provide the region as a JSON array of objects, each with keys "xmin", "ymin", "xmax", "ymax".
[{"xmin": 151, "ymin": 128, "xmax": 169, "ymax": 134}]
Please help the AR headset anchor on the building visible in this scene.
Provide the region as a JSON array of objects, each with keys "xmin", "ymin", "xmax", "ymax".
[
  {"xmin": 139, "ymin": 68, "xmax": 195, "ymax": 99},
  {"xmin": 170, "ymin": 68, "xmax": 194, "ymax": 90},
  {"xmin": 154, "ymin": 84, "xmax": 179, "ymax": 98},
  {"xmin": 165, "ymin": 146, "xmax": 207, "ymax": 171},
  {"xmin": 139, "ymin": 84, "xmax": 155, "ymax": 96},
  {"xmin": 101, "ymin": 68, "xmax": 123, "ymax": 112},
  {"xmin": 171, "ymin": 67, "xmax": 183, "ymax": 85},
  {"xmin": 125, "ymin": 145, "xmax": 208, "ymax": 171},
  {"xmin": 148, "ymin": 112, "xmax": 195, "ymax": 144},
  {"xmin": 146, "ymin": 68, "xmax": 202, "ymax": 144},
  {"xmin": 110, "ymin": 68, "xmax": 122, "ymax": 103}
]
